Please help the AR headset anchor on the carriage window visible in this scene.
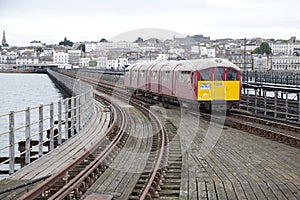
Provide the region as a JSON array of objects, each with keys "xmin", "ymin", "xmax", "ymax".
[
  {"xmin": 133, "ymin": 70, "xmax": 138, "ymax": 78},
  {"xmin": 179, "ymin": 71, "xmax": 191, "ymax": 83},
  {"xmin": 200, "ymin": 68, "xmax": 211, "ymax": 81},
  {"xmin": 140, "ymin": 70, "xmax": 146, "ymax": 78},
  {"xmin": 161, "ymin": 71, "xmax": 171, "ymax": 81},
  {"xmin": 227, "ymin": 68, "xmax": 238, "ymax": 81},
  {"xmin": 215, "ymin": 67, "xmax": 224, "ymax": 81},
  {"xmin": 152, "ymin": 71, "xmax": 158, "ymax": 80}
]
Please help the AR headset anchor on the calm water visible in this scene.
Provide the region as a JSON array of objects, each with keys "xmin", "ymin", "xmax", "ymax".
[
  {"xmin": 0, "ymin": 73, "xmax": 65, "ymax": 114},
  {"xmin": 0, "ymin": 73, "xmax": 66, "ymax": 176}
]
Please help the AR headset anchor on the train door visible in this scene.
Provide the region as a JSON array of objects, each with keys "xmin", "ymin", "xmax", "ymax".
[
  {"xmin": 191, "ymin": 71, "xmax": 198, "ymax": 100},
  {"xmin": 212, "ymin": 67, "xmax": 226, "ymax": 100},
  {"xmin": 198, "ymin": 68, "xmax": 212, "ymax": 101},
  {"xmin": 225, "ymin": 68, "xmax": 240, "ymax": 100}
]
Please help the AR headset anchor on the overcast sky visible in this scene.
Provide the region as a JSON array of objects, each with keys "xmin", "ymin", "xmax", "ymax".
[{"xmin": 1, "ymin": 0, "xmax": 299, "ymax": 46}]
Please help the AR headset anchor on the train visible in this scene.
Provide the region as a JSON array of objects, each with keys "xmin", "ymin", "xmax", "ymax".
[{"xmin": 124, "ymin": 58, "xmax": 241, "ymax": 111}]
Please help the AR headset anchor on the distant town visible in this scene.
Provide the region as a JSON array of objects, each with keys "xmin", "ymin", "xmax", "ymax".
[{"xmin": 1, "ymin": 30, "xmax": 300, "ymax": 71}]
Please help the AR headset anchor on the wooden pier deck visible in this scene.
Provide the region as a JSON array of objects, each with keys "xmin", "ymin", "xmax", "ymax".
[
  {"xmin": 169, "ymin": 109, "xmax": 300, "ymax": 200},
  {"xmin": 0, "ymin": 101, "xmax": 111, "ymax": 199}
]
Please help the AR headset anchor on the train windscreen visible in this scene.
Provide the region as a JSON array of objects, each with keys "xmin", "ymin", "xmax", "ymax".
[
  {"xmin": 200, "ymin": 68, "xmax": 211, "ymax": 81},
  {"xmin": 227, "ymin": 68, "xmax": 238, "ymax": 81}
]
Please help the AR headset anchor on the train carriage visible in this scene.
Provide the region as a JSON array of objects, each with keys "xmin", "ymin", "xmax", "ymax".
[
  {"xmin": 124, "ymin": 58, "xmax": 241, "ymax": 111},
  {"xmin": 159, "ymin": 63, "xmax": 174, "ymax": 96}
]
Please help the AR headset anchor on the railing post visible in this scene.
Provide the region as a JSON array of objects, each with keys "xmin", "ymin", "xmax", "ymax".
[
  {"xmin": 50, "ymin": 103, "xmax": 54, "ymax": 151},
  {"xmin": 285, "ymin": 92, "xmax": 288, "ymax": 120},
  {"xmin": 39, "ymin": 104, "xmax": 43, "ymax": 157},
  {"xmin": 274, "ymin": 91, "xmax": 278, "ymax": 118},
  {"xmin": 65, "ymin": 99, "xmax": 69, "ymax": 140},
  {"xmin": 254, "ymin": 89, "xmax": 257, "ymax": 114},
  {"xmin": 263, "ymin": 90, "xmax": 267, "ymax": 116},
  {"xmin": 9, "ymin": 111, "xmax": 15, "ymax": 175},
  {"xmin": 75, "ymin": 96, "xmax": 79, "ymax": 132},
  {"xmin": 71, "ymin": 97, "xmax": 75, "ymax": 137},
  {"xmin": 298, "ymin": 93, "xmax": 300, "ymax": 123},
  {"xmin": 78, "ymin": 95, "xmax": 81, "ymax": 131},
  {"xmin": 246, "ymin": 89, "xmax": 249, "ymax": 112},
  {"xmin": 25, "ymin": 107, "xmax": 31, "ymax": 165},
  {"xmin": 58, "ymin": 100, "xmax": 62, "ymax": 145}
]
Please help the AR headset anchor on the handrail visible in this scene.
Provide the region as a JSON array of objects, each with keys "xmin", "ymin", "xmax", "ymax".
[{"xmin": 0, "ymin": 70, "xmax": 95, "ymax": 175}]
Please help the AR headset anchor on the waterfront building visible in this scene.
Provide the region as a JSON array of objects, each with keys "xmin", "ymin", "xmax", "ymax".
[
  {"xmin": 16, "ymin": 56, "xmax": 39, "ymax": 65},
  {"xmin": 269, "ymin": 37, "xmax": 300, "ymax": 56},
  {"xmin": 53, "ymin": 52, "xmax": 69, "ymax": 64},
  {"xmin": 271, "ymin": 56, "xmax": 300, "ymax": 71}
]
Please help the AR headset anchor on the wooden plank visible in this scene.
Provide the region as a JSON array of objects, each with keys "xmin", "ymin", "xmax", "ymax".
[
  {"xmin": 179, "ymin": 153, "xmax": 188, "ymax": 200},
  {"xmin": 188, "ymin": 154, "xmax": 198, "ymax": 200}
]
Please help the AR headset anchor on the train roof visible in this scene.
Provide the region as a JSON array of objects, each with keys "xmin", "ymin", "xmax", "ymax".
[{"xmin": 126, "ymin": 58, "xmax": 240, "ymax": 72}]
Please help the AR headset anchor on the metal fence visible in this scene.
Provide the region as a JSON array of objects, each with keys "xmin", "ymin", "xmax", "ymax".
[
  {"xmin": 0, "ymin": 70, "xmax": 94, "ymax": 175},
  {"xmin": 242, "ymin": 71, "xmax": 300, "ymax": 85},
  {"xmin": 240, "ymin": 87, "xmax": 300, "ymax": 122}
]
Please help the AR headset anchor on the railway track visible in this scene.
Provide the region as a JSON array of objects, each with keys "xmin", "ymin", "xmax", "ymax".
[
  {"xmin": 190, "ymin": 111, "xmax": 300, "ymax": 148},
  {"xmin": 229, "ymin": 112, "xmax": 300, "ymax": 148},
  {"xmin": 17, "ymin": 71, "xmax": 171, "ymax": 199},
  {"xmin": 17, "ymin": 94, "xmax": 129, "ymax": 199}
]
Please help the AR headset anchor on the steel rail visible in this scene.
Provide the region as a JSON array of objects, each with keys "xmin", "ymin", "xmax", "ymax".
[
  {"xmin": 191, "ymin": 111, "xmax": 300, "ymax": 148},
  {"xmin": 17, "ymin": 98, "xmax": 118, "ymax": 200},
  {"xmin": 49, "ymin": 95, "xmax": 128, "ymax": 199},
  {"xmin": 51, "ymin": 70, "xmax": 170, "ymax": 199},
  {"xmin": 139, "ymin": 109, "xmax": 167, "ymax": 199}
]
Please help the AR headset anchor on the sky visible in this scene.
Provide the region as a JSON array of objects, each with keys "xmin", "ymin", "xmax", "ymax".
[{"xmin": 0, "ymin": 0, "xmax": 300, "ymax": 46}]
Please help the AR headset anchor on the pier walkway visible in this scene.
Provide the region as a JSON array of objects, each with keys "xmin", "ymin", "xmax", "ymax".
[{"xmin": 0, "ymin": 101, "xmax": 111, "ymax": 199}]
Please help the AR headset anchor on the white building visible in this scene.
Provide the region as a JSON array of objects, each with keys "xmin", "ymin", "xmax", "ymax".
[
  {"xmin": 80, "ymin": 57, "xmax": 90, "ymax": 67},
  {"xmin": 271, "ymin": 56, "xmax": 300, "ymax": 71},
  {"xmin": 85, "ymin": 42, "xmax": 97, "ymax": 53},
  {"xmin": 0, "ymin": 54, "xmax": 7, "ymax": 64},
  {"xmin": 53, "ymin": 52, "xmax": 69, "ymax": 64},
  {"xmin": 16, "ymin": 56, "xmax": 39, "ymax": 65},
  {"xmin": 97, "ymin": 57, "xmax": 108, "ymax": 68},
  {"xmin": 269, "ymin": 37, "xmax": 300, "ymax": 56}
]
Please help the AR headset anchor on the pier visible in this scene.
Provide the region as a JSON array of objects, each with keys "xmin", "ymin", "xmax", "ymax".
[{"xmin": 0, "ymin": 69, "xmax": 299, "ymax": 199}]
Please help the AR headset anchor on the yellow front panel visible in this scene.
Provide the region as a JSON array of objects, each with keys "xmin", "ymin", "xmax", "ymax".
[
  {"xmin": 198, "ymin": 81, "xmax": 240, "ymax": 101},
  {"xmin": 198, "ymin": 81, "xmax": 212, "ymax": 101},
  {"xmin": 213, "ymin": 81, "xmax": 225, "ymax": 100},
  {"xmin": 225, "ymin": 81, "xmax": 240, "ymax": 100}
]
